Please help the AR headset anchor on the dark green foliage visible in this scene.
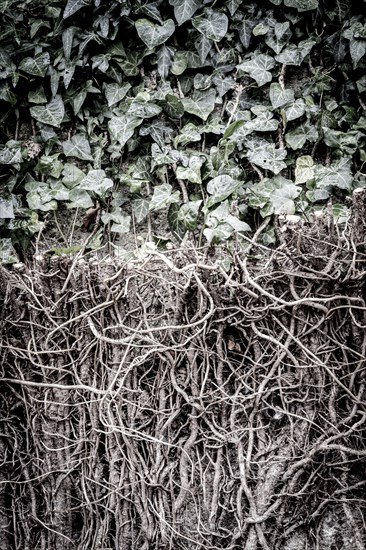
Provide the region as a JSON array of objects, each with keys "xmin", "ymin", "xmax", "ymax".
[{"xmin": 0, "ymin": 0, "xmax": 365, "ymax": 261}]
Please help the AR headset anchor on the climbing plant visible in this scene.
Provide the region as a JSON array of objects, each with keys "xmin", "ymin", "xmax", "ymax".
[{"xmin": 0, "ymin": 0, "xmax": 365, "ymax": 261}]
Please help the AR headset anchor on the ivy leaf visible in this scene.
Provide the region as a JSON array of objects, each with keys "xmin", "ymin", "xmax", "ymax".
[
  {"xmin": 204, "ymin": 175, "xmax": 241, "ymax": 209},
  {"xmin": 192, "ymin": 9, "xmax": 229, "ymax": 42},
  {"xmin": 135, "ymin": 18, "xmax": 175, "ymax": 49},
  {"xmin": 275, "ymin": 39, "xmax": 316, "ymax": 65},
  {"xmin": 284, "ymin": 98, "xmax": 306, "ymax": 121},
  {"xmin": 223, "ymin": 119, "xmax": 246, "ymax": 140},
  {"xmin": 182, "ymin": 89, "xmax": 216, "ymax": 121},
  {"xmin": 80, "ymin": 169, "xmax": 113, "ymax": 196},
  {"xmin": 195, "ymin": 35, "xmax": 213, "ymax": 63},
  {"xmin": 108, "ymin": 115, "xmax": 143, "ymax": 147},
  {"xmin": 0, "ymin": 198, "xmax": 14, "ymax": 218},
  {"xmin": 19, "ymin": 53, "xmax": 50, "ymax": 77},
  {"xmin": 349, "ymin": 39, "xmax": 366, "ymax": 67},
  {"xmin": 212, "ymin": 74, "xmax": 236, "ymax": 97},
  {"xmin": 0, "ymin": 239, "xmax": 17, "ymax": 264},
  {"xmin": 237, "ymin": 54, "xmax": 275, "ymax": 86},
  {"xmin": 157, "ymin": 45, "xmax": 175, "ymax": 78},
  {"xmin": 295, "ymin": 155, "xmax": 315, "ymax": 183},
  {"xmin": 63, "ymin": 0, "xmax": 92, "ymax": 18},
  {"xmin": 63, "ymin": 134, "xmax": 94, "ymax": 161},
  {"xmin": 247, "ymin": 142, "xmax": 287, "ymax": 174},
  {"xmin": 176, "ymin": 155, "xmax": 204, "ymax": 183},
  {"xmin": 62, "ymin": 164, "xmax": 85, "ymax": 188},
  {"xmin": 0, "ymin": 142, "xmax": 22, "ymax": 164},
  {"xmin": 265, "ymin": 22, "xmax": 292, "ymax": 54},
  {"xmin": 283, "ymin": 0, "xmax": 318, "ymax": 11},
  {"xmin": 249, "ymin": 176, "xmax": 300, "ymax": 215},
  {"xmin": 238, "ymin": 18, "xmax": 255, "ymax": 49},
  {"xmin": 285, "ymin": 122, "xmax": 318, "ymax": 150},
  {"xmin": 30, "ymin": 96, "xmax": 65, "ymax": 128},
  {"xmin": 104, "ymin": 83, "xmax": 131, "ymax": 107},
  {"xmin": 174, "ymin": 122, "xmax": 202, "ymax": 146},
  {"xmin": 169, "ymin": 0, "xmax": 202, "ymax": 26},
  {"xmin": 315, "ymin": 158, "xmax": 353, "ymax": 191},
  {"xmin": 177, "ymin": 200, "xmax": 202, "ymax": 230},
  {"xmin": 111, "ymin": 216, "xmax": 131, "ymax": 234},
  {"xmin": 270, "ymin": 178, "xmax": 300, "ymax": 214},
  {"xmin": 67, "ymin": 188, "xmax": 94, "ymax": 209},
  {"xmin": 149, "ymin": 183, "xmax": 180, "ymax": 211},
  {"xmin": 132, "ymin": 198, "xmax": 150, "ymax": 223},
  {"xmin": 227, "ymin": 0, "xmax": 242, "ymax": 16},
  {"xmin": 269, "ymin": 83, "xmax": 294, "ymax": 109},
  {"xmin": 245, "ymin": 112, "xmax": 279, "ymax": 132},
  {"xmin": 164, "ymin": 93, "xmax": 185, "ymax": 119}
]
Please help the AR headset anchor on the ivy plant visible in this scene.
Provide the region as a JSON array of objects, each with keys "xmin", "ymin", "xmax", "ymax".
[{"xmin": 0, "ymin": 0, "xmax": 365, "ymax": 262}]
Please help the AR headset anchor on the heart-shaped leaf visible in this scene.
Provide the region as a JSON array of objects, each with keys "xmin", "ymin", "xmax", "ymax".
[
  {"xmin": 192, "ymin": 9, "xmax": 229, "ymax": 42},
  {"xmin": 30, "ymin": 96, "xmax": 65, "ymax": 128},
  {"xmin": 135, "ymin": 18, "xmax": 175, "ymax": 49},
  {"xmin": 19, "ymin": 53, "xmax": 50, "ymax": 77},
  {"xmin": 237, "ymin": 54, "xmax": 275, "ymax": 86},
  {"xmin": 63, "ymin": 134, "xmax": 93, "ymax": 161}
]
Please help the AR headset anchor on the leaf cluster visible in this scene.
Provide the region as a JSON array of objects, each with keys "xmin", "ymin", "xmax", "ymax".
[{"xmin": 0, "ymin": 0, "xmax": 365, "ymax": 261}]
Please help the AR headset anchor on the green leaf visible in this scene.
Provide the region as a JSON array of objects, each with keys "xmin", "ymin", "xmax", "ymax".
[
  {"xmin": 63, "ymin": 0, "xmax": 92, "ymax": 18},
  {"xmin": 285, "ymin": 122, "xmax": 318, "ymax": 150},
  {"xmin": 323, "ymin": 128, "xmax": 361, "ymax": 155},
  {"xmin": 67, "ymin": 188, "xmax": 94, "ymax": 208},
  {"xmin": 283, "ymin": 0, "xmax": 318, "ymax": 11},
  {"xmin": 19, "ymin": 53, "xmax": 50, "ymax": 77},
  {"xmin": 227, "ymin": 0, "xmax": 242, "ymax": 16},
  {"xmin": 239, "ymin": 18, "xmax": 255, "ymax": 49},
  {"xmin": 237, "ymin": 54, "xmax": 275, "ymax": 87},
  {"xmin": 164, "ymin": 93, "xmax": 185, "ymax": 119},
  {"xmin": 284, "ymin": 98, "xmax": 306, "ymax": 121},
  {"xmin": 350, "ymin": 39, "xmax": 366, "ymax": 66},
  {"xmin": 132, "ymin": 198, "xmax": 150, "ymax": 223},
  {"xmin": 0, "ymin": 142, "xmax": 22, "ymax": 164},
  {"xmin": 177, "ymin": 200, "xmax": 202, "ymax": 230},
  {"xmin": 27, "ymin": 188, "xmax": 57, "ymax": 211},
  {"xmin": 63, "ymin": 134, "xmax": 93, "ymax": 161},
  {"xmin": 149, "ymin": 183, "xmax": 180, "ymax": 211},
  {"xmin": 176, "ymin": 155, "xmax": 204, "ymax": 183},
  {"xmin": 182, "ymin": 89, "xmax": 216, "ymax": 121},
  {"xmin": 135, "ymin": 18, "xmax": 175, "ymax": 49},
  {"xmin": 174, "ymin": 122, "xmax": 202, "ymax": 146},
  {"xmin": 315, "ymin": 158, "xmax": 353, "ymax": 191},
  {"xmin": 30, "ymin": 96, "xmax": 65, "ymax": 128},
  {"xmin": 157, "ymin": 45, "xmax": 175, "ymax": 78},
  {"xmin": 249, "ymin": 176, "xmax": 300, "ymax": 215},
  {"xmin": 223, "ymin": 119, "xmax": 246, "ymax": 140},
  {"xmin": 275, "ymin": 39, "xmax": 316, "ymax": 65},
  {"xmin": 0, "ymin": 238, "xmax": 17, "ymax": 264},
  {"xmin": 205, "ymin": 175, "xmax": 241, "ymax": 209},
  {"xmin": 104, "ymin": 82, "xmax": 131, "ymax": 107},
  {"xmin": 245, "ymin": 112, "xmax": 279, "ymax": 132},
  {"xmin": 265, "ymin": 22, "xmax": 292, "ymax": 54},
  {"xmin": 295, "ymin": 155, "xmax": 314, "ymax": 183},
  {"xmin": 247, "ymin": 141, "xmax": 287, "ymax": 174},
  {"xmin": 80, "ymin": 170, "xmax": 113, "ymax": 196},
  {"xmin": 0, "ymin": 197, "xmax": 14, "ymax": 218},
  {"xmin": 269, "ymin": 83, "xmax": 295, "ymax": 109},
  {"xmin": 108, "ymin": 115, "xmax": 143, "ymax": 147},
  {"xmin": 253, "ymin": 23, "xmax": 269, "ymax": 36},
  {"xmin": 169, "ymin": 0, "xmax": 202, "ymax": 26},
  {"xmin": 111, "ymin": 216, "xmax": 131, "ymax": 234},
  {"xmin": 212, "ymin": 74, "xmax": 235, "ymax": 97},
  {"xmin": 28, "ymin": 86, "xmax": 47, "ymax": 104},
  {"xmin": 62, "ymin": 164, "xmax": 85, "ymax": 188},
  {"xmin": 192, "ymin": 9, "xmax": 229, "ymax": 42}
]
